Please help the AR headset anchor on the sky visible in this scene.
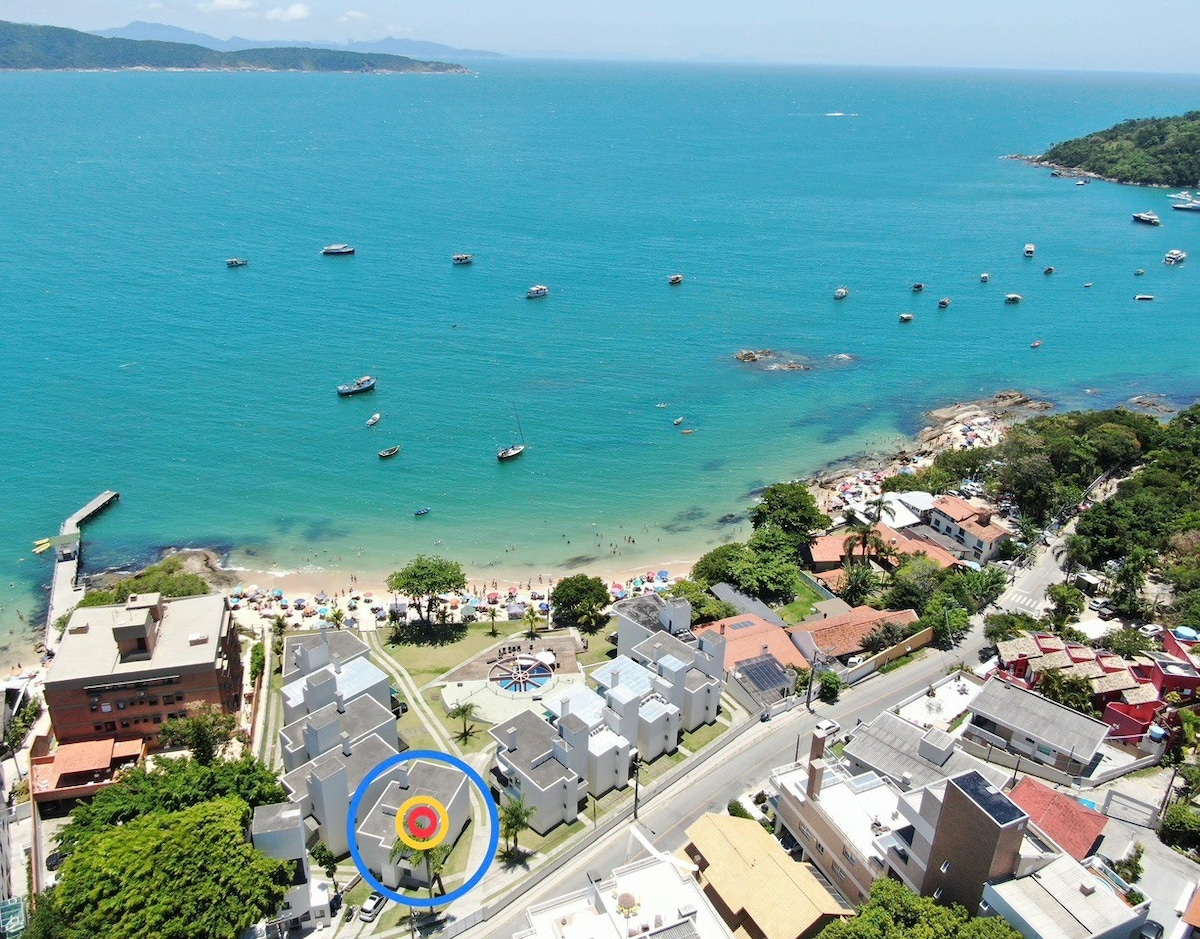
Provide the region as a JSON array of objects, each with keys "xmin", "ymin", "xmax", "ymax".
[{"xmin": 3, "ymin": 1, "xmax": 1198, "ymax": 71}]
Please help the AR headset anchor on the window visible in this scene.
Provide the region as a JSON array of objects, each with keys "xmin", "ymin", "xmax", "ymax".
[
  {"xmin": 117, "ymin": 701, "xmax": 126, "ymax": 710},
  {"xmin": 815, "ymin": 842, "xmax": 826, "ymax": 855},
  {"xmin": 940, "ymin": 860, "xmax": 950, "ymax": 873},
  {"xmin": 104, "ymin": 721, "xmax": 116, "ymax": 732},
  {"xmin": 148, "ymin": 697, "xmax": 158, "ymax": 706},
  {"xmin": 176, "ymin": 693, "xmax": 185, "ymax": 702},
  {"xmin": 798, "ymin": 823, "xmax": 813, "ymax": 841},
  {"xmin": 152, "ymin": 715, "xmax": 162, "ymax": 724},
  {"xmin": 163, "ymin": 694, "xmax": 175, "ymax": 705},
  {"xmin": 842, "ymin": 847, "xmax": 857, "ymax": 865},
  {"xmin": 933, "ymin": 888, "xmax": 943, "ymax": 900},
  {"xmin": 832, "ymin": 863, "xmax": 847, "ymax": 880},
  {"xmin": 980, "ymin": 901, "xmax": 990, "ymax": 913},
  {"xmin": 120, "ymin": 721, "xmax": 130, "ymax": 729},
  {"xmin": 89, "ymin": 704, "xmax": 99, "ymax": 713},
  {"xmin": 93, "ymin": 724, "xmax": 103, "ymax": 732}
]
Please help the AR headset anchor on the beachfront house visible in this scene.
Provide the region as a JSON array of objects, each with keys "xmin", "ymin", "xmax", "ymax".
[
  {"xmin": 280, "ymin": 632, "xmax": 390, "ymax": 725},
  {"xmin": 928, "ymin": 494, "xmax": 1013, "ymax": 563}
]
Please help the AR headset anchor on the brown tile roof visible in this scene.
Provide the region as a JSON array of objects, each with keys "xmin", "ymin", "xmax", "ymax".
[
  {"xmin": 694, "ymin": 614, "xmax": 810, "ymax": 671},
  {"xmin": 1090, "ymin": 670, "xmax": 1140, "ymax": 694},
  {"xmin": 790, "ymin": 606, "xmax": 919, "ymax": 658},
  {"xmin": 54, "ymin": 739, "xmax": 118, "ymax": 776},
  {"xmin": 1060, "ymin": 661, "xmax": 1105, "ymax": 681},
  {"xmin": 932, "ymin": 493, "xmax": 979, "ymax": 522},
  {"xmin": 810, "ymin": 534, "xmax": 851, "ymax": 566},
  {"xmin": 1120, "ymin": 683, "xmax": 1161, "ymax": 705},
  {"xmin": 685, "ymin": 814, "xmax": 850, "ymax": 939},
  {"xmin": 1008, "ymin": 777, "xmax": 1108, "ymax": 862},
  {"xmin": 997, "ymin": 635, "xmax": 1042, "ymax": 662},
  {"xmin": 1029, "ymin": 651, "xmax": 1074, "ymax": 672},
  {"xmin": 1186, "ymin": 888, "xmax": 1200, "ymax": 929}
]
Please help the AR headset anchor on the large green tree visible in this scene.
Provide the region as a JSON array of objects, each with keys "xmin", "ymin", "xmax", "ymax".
[
  {"xmin": 1045, "ymin": 583, "xmax": 1086, "ymax": 631},
  {"xmin": 818, "ymin": 876, "xmax": 1021, "ymax": 939},
  {"xmin": 883, "ymin": 555, "xmax": 944, "ymax": 616},
  {"xmin": 158, "ymin": 702, "xmax": 241, "ymax": 766},
  {"xmin": 500, "ymin": 797, "xmax": 537, "ymax": 855},
  {"xmin": 45, "ymin": 797, "xmax": 289, "ymax": 939},
  {"xmin": 691, "ymin": 543, "xmax": 753, "ymax": 587},
  {"xmin": 837, "ymin": 561, "xmax": 881, "ymax": 607},
  {"xmin": 549, "ymin": 574, "xmax": 610, "ymax": 631},
  {"xmin": 984, "ymin": 611, "xmax": 1040, "ymax": 645},
  {"xmin": 667, "ymin": 580, "xmax": 738, "ymax": 625},
  {"xmin": 749, "ymin": 482, "xmax": 830, "ymax": 554},
  {"xmin": 56, "ymin": 754, "xmax": 285, "ymax": 856},
  {"xmin": 387, "ymin": 555, "xmax": 467, "ymax": 624},
  {"xmin": 1096, "ymin": 627, "xmax": 1154, "ymax": 659}
]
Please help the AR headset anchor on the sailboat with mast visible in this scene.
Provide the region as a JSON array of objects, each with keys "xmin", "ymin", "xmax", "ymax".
[{"xmin": 497, "ymin": 406, "xmax": 526, "ymax": 461}]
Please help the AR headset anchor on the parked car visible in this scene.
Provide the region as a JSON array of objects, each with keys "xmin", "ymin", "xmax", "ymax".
[
  {"xmin": 814, "ymin": 719, "xmax": 841, "ymax": 738},
  {"xmin": 1098, "ymin": 607, "xmax": 1118, "ymax": 621},
  {"xmin": 360, "ymin": 892, "xmax": 387, "ymax": 923},
  {"xmin": 1140, "ymin": 921, "xmax": 1164, "ymax": 939}
]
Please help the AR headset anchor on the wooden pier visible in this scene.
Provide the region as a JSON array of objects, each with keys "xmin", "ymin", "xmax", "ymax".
[{"xmin": 44, "ymin": 490, "xmax": 120, "ymax": 650}]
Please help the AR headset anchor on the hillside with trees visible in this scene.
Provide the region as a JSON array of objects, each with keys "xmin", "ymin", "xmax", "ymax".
[
  {"xmin": 0, "ymin": 20, "xmax": 468, "ymax": 72},
  {"xmin": 1040, "ymin": 112, "xmax": 1200, "ymax": 187}
]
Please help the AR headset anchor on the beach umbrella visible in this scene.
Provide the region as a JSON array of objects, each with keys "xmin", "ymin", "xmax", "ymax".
[
  {"xmin": 319, "ymin": 607, "xmax": 329, "ymax": 616},
  {"xmin": 231, "ymin": 586, "xmax": 244, "ymax": 597},
  {"xmin": 272, "ymin": 589, "xmax": 283, "ymax": 598},
  {"xmin": 614, "ymin": 590, "xmax": 627, "ymax": 599},
  {"xmin": 645, "ymin": 571, "xmax": 656, "ymax": 580},
  {"xmin": 487, "ymin": 592, "xmax": 500, "ymax": 602},
  {"xmin": 363, "ymin": 591, "xmax": 373, "ymax": 599},
  {"xmin": 657, "ymin": 570, "xmax": 669, "ymax": 581},
  {"xmin": 611, "ymin": 582, "xmax": 623, "ymax": 590}
]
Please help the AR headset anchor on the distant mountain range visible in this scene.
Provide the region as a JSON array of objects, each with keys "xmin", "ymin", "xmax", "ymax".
[
  {"xmin": 0, "ymin": 20, "xmax": 470, "ymax": 72},
  {"xmin": 93, "ymin": 21, "xmax": 502, "ymax": 59}
]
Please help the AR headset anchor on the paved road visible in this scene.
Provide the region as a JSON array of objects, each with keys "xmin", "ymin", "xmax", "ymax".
[{"xmin": 995, "ymin": 542, "xmax": 1063, "ymax": 618}]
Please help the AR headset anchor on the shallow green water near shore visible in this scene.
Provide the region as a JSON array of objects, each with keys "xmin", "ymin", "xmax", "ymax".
[{"xmin": 2, "ymin": 61, "xmax": 1200, "ymax": 661}]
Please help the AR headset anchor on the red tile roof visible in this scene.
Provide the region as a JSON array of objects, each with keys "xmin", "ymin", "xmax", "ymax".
[
  {"xmin": 54, "ymin": 739, "xmax": 118, "ymax": 776},
  {"xmin": 1184, "ymin": 888, "xmax": 1200, "ymax": 929},
  {"xmin": 1007, "ymin": 777, "xmax": 1108, "ymax": 861},
  {"xmin": 811, "ymin": 523, "xmax": 962, "ymax": 571},
  {"xmin": 790, "ymin": 607, "xmax": 919, "ymax": 658},
  {"xmin": 932, "ymin": 495, "xmax": 1013, "ymax": 545},
  {"xmin": 695, "ymin": 614, "xmax": 809, "ymax": 671}
]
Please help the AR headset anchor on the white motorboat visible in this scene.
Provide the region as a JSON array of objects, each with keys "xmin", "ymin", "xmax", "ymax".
[
  {"xmin": 1132, "ymin": 212, "xmax": 1162, "ymax": 226},
  {"xmin": 526, "ymin": 285, "xmax": 549, "ymax": 299},
  {"xmin": 452, "ymin": 254, "xmax": 474, "ymax": 265},
  {"xmin": 834, "ymin": 286, "xmax": 849, "ymax": 300},
  {"xmin": 1005, "ymin": 294, "xmax": 1022, "ymax": 304},
  {"xmin": 322, "ymin": 244, "xmax": 355, "ymax": 255},
  {"xmin": 1024, "ymin": 244, "xmax": 1036, "ymax": 258},
  {"xmin": 1164, "ymin": 249, "xmax": 1187, "ymax": 265},
  {"xmin": 366, "ymin": 413, "xmax": 380, "ymax": 427}
]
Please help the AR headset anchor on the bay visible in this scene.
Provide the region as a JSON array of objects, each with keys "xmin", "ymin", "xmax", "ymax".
[{"xmin": 1, "ymin": 60, "xmax": 1198, "ymax": 662}]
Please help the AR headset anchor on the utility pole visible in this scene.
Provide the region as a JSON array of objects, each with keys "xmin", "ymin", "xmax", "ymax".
[{"xmin": 632, "ymin": 757, "xmax": 642, "ymax": 820}]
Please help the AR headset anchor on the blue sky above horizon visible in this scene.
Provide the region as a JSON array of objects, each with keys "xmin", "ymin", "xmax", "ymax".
[{"xmin": 3, "ymin": 1, "xmax": 1199, "ymax": 71}]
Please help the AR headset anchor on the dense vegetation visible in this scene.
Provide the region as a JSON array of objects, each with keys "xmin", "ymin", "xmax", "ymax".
[
  {"xmin": 1041, "ymin": 112, "xmax": 1200, "ymax": 187},
  {"xmin": 32, "ymin": 798, "xmax": 289, "ymax": 939},
  {"xmin": 818, "ymin": 878, "xmax": 1021, "ymax": 939},
  {"xmin": 0, "ymin": 20, "xmax": 466, "ymax": 72},
  {"xmin": 77, "ymin": 556, "xmax": 211, "ymax": 607}
]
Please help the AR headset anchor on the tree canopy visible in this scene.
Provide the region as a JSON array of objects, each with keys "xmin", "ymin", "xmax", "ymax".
[
  {"xmin": 818, "ymin": 876, "xmax": 1021, "ymax": 939},
  {"xmin": 387, "ymin": 555, "xmax": 467, "ymax": 623},
  {"xmin": 549, "ymin": 574, "xmax": 610, "ymax": 630},
  {"xmin": 749, "ymin": 482, "xmax": 830, "ymax": 552},
  {"xmin": 1042, "ymin": 112, "xmax": 1200, "ymax": 187},
  {"xmin": 40, "ymin": 797, "xmax": 289, "ymax": 939},
  {"xmin": 56, "ymin": 754, "xmax": 285, "ymax": 856},
  {"xmin": 158, "ymin": 702, "xmax": 242, "ymax": 765},
  {"xmin": 666, "ymin": 580, "xmax": 738, "ymax": 625},
  {"xmin": 690, "ymin": 540, "xmax": 803, "ymax": 605}
]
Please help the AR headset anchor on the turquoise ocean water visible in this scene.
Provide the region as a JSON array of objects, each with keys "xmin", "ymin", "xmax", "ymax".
[{"xmin": 2, "ymin": 61, "xmax": 1200, "ymax": 661}]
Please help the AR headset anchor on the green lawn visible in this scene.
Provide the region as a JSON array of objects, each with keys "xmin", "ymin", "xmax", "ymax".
[
  {"xmin": 343, "ymin": 879, "xmax": 373, "ymax": 907},
  {"xmin": 421, "ymin": 688, "xmax": 494, "ymax": 755},
  {"xmin": 381, "ymin": 620, "xmax": 524, "ymax": 681},
  {"xmin": 376, "ymin": 821, "xmax": 475, "ymax": 930},
  {"xmin": 680, "ymin": 720, "xmax": 728, "ymax": 753},
  {"xmin": 396, "ymin": 708, "xmax": 438, "ymax": 754},
  {"xmin": 576, "ymin": 629, "xmax": 618, "ymax": 668},
  {"xmin": 879, "ymin": 648, "xmax": 928, "ymax": 674},
  {"xmin": 778, "ymin": 581, "xmax": 824, "ymax": 624}
]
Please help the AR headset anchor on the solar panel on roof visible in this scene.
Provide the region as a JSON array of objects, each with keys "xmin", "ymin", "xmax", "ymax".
[{"xmin": 740, "ymin": 656, "xmax": 789, "ymax": 692}]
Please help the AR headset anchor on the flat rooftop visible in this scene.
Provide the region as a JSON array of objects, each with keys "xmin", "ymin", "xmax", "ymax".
[
  {"xmin": 774, "ymin": 763, "xmax": 900, "ymax": 863},
  {"xmin": 953, "ymin": 771, "xmax": 1026, "ymax": 826},
  {"xmin": 518, "ymin": 856, "xmax": 733, "ymax": 939},
  {"xmin": 47, "ymin": 594, "xmax": 228, "ymax": 685}
]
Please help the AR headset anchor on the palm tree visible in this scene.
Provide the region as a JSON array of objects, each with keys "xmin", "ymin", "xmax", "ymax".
[
  {"xmin": 866, "ymin": 492, "xmax": 896, "ymax": 527},
  {"xmin": 486, "ymin": 605, "xmax": 500, "ymax": 638},
  {"xmin": 448, "ymin": 702, "xmax": 477, "ymax": 742},
  {"xmin": 842, "ymin": 523, "xmax": 891, "ymax": 564},
  {"xmin": 328, "ymin": 607, "xmax": 345, "ymax": 630},
  {"xmin": 578, "ymin": 608, "xmax": 609, "ymax": 636},
  {"xmin": 523, "ymin": 606, "xmax": 542, "ymax": 641},
  {"xmin": 838, "ymin": 560, "xmax": 880, "ymax": 607},
  {"xmin": 389, "ymin": 839, "xmax": 451, "ymax": 902},
  {"xmin": 500, "ymin": 797, "xmax": 537, "ymax": 855}
]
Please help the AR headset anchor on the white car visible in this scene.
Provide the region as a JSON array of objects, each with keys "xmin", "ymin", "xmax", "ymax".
[
  {"xmin": 814, "ymin": 719, "xmax": 841, "ymax": 738},
  {"xmin": 359, "ymin": 892, "xmax": 386, "ymax": 923}
]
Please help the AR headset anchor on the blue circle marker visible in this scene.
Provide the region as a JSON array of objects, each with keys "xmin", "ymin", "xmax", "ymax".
[{"xmin": 346, "ymin": 749, "xmax": 500, "ymax": 909}]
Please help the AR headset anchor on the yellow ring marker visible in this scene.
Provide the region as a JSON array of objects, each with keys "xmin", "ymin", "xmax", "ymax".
[{"xmin": 395, "ymin": 795, "xmax": 450, "ymax": 851}]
